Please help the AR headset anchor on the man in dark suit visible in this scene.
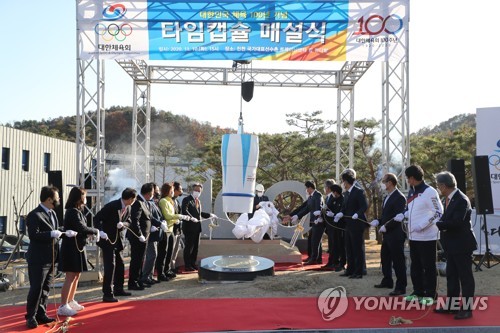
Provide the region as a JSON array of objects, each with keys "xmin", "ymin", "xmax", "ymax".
[
  {"xmin": 370, "ymin": 173, "xmax": 407, "ymax": 295},
  {"xmin": 335, "ymin": 169, "xmax": 368, "ymax": 279},
  {"xmin": 127, "ymin": 183, "xmax": 153, "ymax": 290},
  {"xmin": 181, "ymin": 183, "xmax": 216, "ymax": 271},
  {"xmin": 25, "ymin": 186, "xmax": 77, "ymax": 329},
  {"xmin": 248, "ymin": 183, "xmax": 270, "ymax": 219},
  {"xmin": 288, "ymin": 180, "xmax": 324, "ymax": 265},
  {"xmin": 323, "ymin": 183, "xmax": 345, "ymax": 271},
  {"xmin": 141, "ymin": 183, "xmax": 167, "ymax": 285},
  {"xmin": 95, "ymin": 187, "xmax": 137, "ymax": 302},
  {"xmin": 435, "ymin": 171, "xmax": 477, "ymax": 320}
]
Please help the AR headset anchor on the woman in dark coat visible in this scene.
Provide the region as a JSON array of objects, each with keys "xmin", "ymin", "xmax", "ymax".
[{"xmin": 57, "ymin": 187, "xmax": 98, "ymax": 316}]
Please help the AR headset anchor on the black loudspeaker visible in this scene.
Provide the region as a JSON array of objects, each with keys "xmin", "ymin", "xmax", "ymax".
[
  {"xmin": 471, "ymin": 156, "xmax": 494, "ymax": 215},
  {"xmin": 447, "ymin": 158, "xmax": 466, "ymax": 194},
  {"xmin": 48, "ymin": 170, "xmax": 64, "ymax": 223},
  {"xmin": 241, "ymin": 81, "xmax": 254, "ymax": 102}
]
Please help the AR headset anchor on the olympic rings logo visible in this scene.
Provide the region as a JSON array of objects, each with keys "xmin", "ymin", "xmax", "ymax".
[
  {"xmin": 95, "ymin": 23, "xmax": 133, "ymax": 42},
  {"xmin": 102, "ymin": 4, "xmax": 127, "ymax": 21},
  {"xmin": 490, "ymin": 154, "xmax": 500, "ymax": 171},
  {"xmin": 355, "ymin": 14, "xmax": 403, "ymax": 35}
]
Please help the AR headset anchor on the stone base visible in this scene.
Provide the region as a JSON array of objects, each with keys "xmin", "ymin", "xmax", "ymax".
[{"xmin": 176, "ymin": 239, "xmax": 301, "ymax": 267}]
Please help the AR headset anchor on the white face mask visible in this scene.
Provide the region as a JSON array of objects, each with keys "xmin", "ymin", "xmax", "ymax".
[
  {"xmin": 380, "ymin": 183, "xmax": 387, "ymax": 191},
  {"xmin": 257, "ymin": 191, "xmax": 263, "ymax": 198},
  {"xmin": 192, "ymin": 191, "xmax": 201, "ymax": 199}
]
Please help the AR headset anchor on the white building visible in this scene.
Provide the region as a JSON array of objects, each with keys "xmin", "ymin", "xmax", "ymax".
[{"xmin": 0, "ymin": 126, "xmax": 77, "ymax": 236}]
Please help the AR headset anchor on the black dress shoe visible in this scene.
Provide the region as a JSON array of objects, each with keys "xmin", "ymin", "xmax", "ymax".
[
  {"xmin": 349, "ymin": 274, "xmax": 362, "ymax": 279},
  {"xmin": 139, "ymin": 282, "xmax": 152, "ymax": 288},
  {"xmin": 26, "ymin": 318, "xmax": 38, "ymax": 329},
  {"xmin": 36, "ymin": 315, "xmax": 56, "ymax": 324},
  {"xmin": 302, "ymin": 257, "xmax": 311, "ymax": 263},
  {"xmin": 454, "ymin": 310, "xmax": 473, "ymax": 320},
  {"xmin": 166, "ymin": 270, "xmax": 177, "ymax": 278},
  {"xmin": 128, "ymin": 284, "xmax": 145, "ymax": 291},
  {"xmin": 303, "ymin": 260, "xmax": 319, "ymax": 266},
  {"xmin": 434, "ymin": 308, "xmax": 457, "ymax": 314},
  {"xmin": 339, "ymin": 272, "xmax": 351, "ymax": 277},
  {"xmin": 184, "ymin": 267, "xmax": 196, "ymax": 272},
  {"xmin": 103, "ymin": 295, "xmax": 119, "ymax": 303},
  {"xmin": 389, "ymin": 289, "xmax": 406, "ymax": 296},
  {"xmin": 334, "ymin": 266, "xmax": 344, "ymax": 272},
  {"xmin": 192, "ymin": 264, "xmax": 199, "ymax": 270},
  {"xmin": 374, "ymin": 283, "xmax": 393, "ymax": 289},
  {"xmin": 321, "ymin": 264, "xmax": 335, "ymax": 270},
  {"xmin": 114, "ymin": 290, "xmax": 132, "ymax": 296},
  {"xmin": 158, "ymin": 274, "xmax": 170, "ymax": 281}
]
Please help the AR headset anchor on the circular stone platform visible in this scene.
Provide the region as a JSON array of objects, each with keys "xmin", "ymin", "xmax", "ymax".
[{"xmin": 198, "ymin": 255, "xmax": 274, "ymax": 282}]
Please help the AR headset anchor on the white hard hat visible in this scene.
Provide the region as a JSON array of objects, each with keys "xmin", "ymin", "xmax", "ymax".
[{"xmin": 255, "ymin": 184, "xmax": 264, "ymax": 192}]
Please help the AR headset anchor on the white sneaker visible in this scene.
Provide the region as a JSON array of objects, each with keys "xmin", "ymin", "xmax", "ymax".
[
  {"xmin": 57, "ymin": 304, "xmax": 77, "ymax": 317},
  {"xmin": 68, "ymin": 300, "xmax": 85, "ymax": 311}
]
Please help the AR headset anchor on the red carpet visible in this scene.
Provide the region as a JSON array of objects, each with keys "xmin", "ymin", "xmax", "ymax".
[{"xmin": 1, "ymin": 296, "xmax": 499, "ymax": 332}]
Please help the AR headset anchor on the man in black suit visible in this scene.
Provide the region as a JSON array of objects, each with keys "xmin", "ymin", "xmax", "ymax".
[
  {"xmin": 95, "ymin": 188, "xmax": 137, "ymax": 302},
  {"xmin": 435, "ymin": 171, "xmax": 477, "ymax": 320},
  {"xmin": 335, "ymin": 169, "xmax": 368, "ymax": 279},
  {"xmin": 249, "ymin": 183, "xmax": 270, "ymax": 219},
  {"xmin": 181, "ymin": 183, "xmax": 216, "ymax": 271},
  {"xmin": 127, "ymin": 183, "xmax": 153, "ymax": 290},
  {"xmin": 323, "ymin": 183, "xmax": 345, "ymax": 271},
  {"xmin": 25, "ymin": 186, "xmax": 77, "ymax": 329},
  {"xmin": 288, "ymin": 180, "xmax": 324, "ymax": 265},
  {"xmin": 370, "ymin": 173, "xmax": 407, "ymax": 295}
]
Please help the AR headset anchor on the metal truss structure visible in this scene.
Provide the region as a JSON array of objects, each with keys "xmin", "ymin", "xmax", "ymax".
[{"xmin": 77, "ymin": 60, "xmax": 410, "ymax": 208}]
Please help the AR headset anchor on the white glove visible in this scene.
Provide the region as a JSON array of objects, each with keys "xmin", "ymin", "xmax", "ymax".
[
  {"xmin": 174, "ymin": 219, "xmax": 181, "ymax": 225},
  {"xmin": 352, "ymin": 213, "xmax": 359, "ymax": 220},
  {"xmin": 394, "ymin": 213, "xmax": 404, "ymax": 222},
  {"xmin": 65, "ymin": 230, "xmax": 78, "ymax": 238},
  {"xmin": 99, "ymin": 231, "xmax": 108, "ymax": 240},
  {"xmin": 314, "ymin": 217, "xmax": 323, "ymax": 224},
  {"xmin": 326, "ymin": 211, "xmax": 335, "ymax": 217},
  {"xmin": 150, "ymin": 226, "xmax": 158, "ymax": 233},
  {"xmin": 404, "ymin": 211, "xmax": 410, "ymax": 219},
  {"xmin": 210, "ymin": 213, "xmax": 218, "ymax": 219},
  {"xmin": 190, "ymin": 217, "xmax": 199, "ymax": 223},
  {"xmin": 291, "ymin": 215, "xmax": 299, "ymax": 224},
  {"xmin": 138, "ymin": 235, "xmax": 146, "ymax": 243},
  {"xmin": 334, "ymin": 212, "xmax": 343, "ymax": 222},
  {"xmin": 160, "ymin": 221, "xmax": 168, "ymax": 232},
  {"xmin": 313, "ymin": 210, "xmax": 321, "ymax": 216},
  {"xmin": 51, "ymin": 230, "xmax": 63, "ymax": 239},
  {"xmin": 370, "ymin": 219, "xmax": 379, "ymax": 227},
  {"xmin": 180, "ymin": 215, "xmax": 191, "ymax": 221},
  {"xmin": 117, "ymin": 222, "xmax": 124, "ymax": 229},
  {"xmin": 379, "ymin": 225, "xmax": 387, "ymax": 233}
]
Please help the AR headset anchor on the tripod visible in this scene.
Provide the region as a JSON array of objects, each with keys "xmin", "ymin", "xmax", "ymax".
[{"xmin": 475, "ymin": 214, "xmax": 500, "ymax": 271}]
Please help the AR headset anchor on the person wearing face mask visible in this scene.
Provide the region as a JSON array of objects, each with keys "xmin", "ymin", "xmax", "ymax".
[
  {"xmin": 335, "ymin": 169, "xmax": 368, "ymax": 279},
  {"xmin": 370, "ymin": 173, "xmax": 407, "ymax": 296},
  {"xmin": 286, "ymin": 180, "xmax": 324, "ymax": 265},
  {"xmin": 158, "ymin": 182, "xmax": 191, "ymax": 276},
  {"xmin": 141, "ymin": 183, "xmax": 167, "ymax": 286},
  {"xmin": 25, "ymin": 186, "xmax": 78, "ymax": 329},
  {"xmin": 323, "ymin": 183, "xmax": 345, "ymax": 271},
  {"xmin": 181, "ymin": 183, "xmax": 217, "ymax": 271},
  {"xmin": 58, "ymin": 187, "xmax": 99, "ymax": 317},
  {"xmin": 395, "ymin": 165, "xmax": 443, "ymax": 306},
  {"xmin": 248, "ymin": 183, "xmax": 270, "ymax": 219}
]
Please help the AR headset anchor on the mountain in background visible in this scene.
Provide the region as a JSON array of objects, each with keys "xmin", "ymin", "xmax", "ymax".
[{"xmin": 3, "ymin": 107, "xmax": 475, "ymax": 153}]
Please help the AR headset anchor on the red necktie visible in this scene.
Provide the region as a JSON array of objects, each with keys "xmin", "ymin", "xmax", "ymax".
[{"xmin": 445, "ymin": 197, "xmax": 450, "ymax": 209}]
